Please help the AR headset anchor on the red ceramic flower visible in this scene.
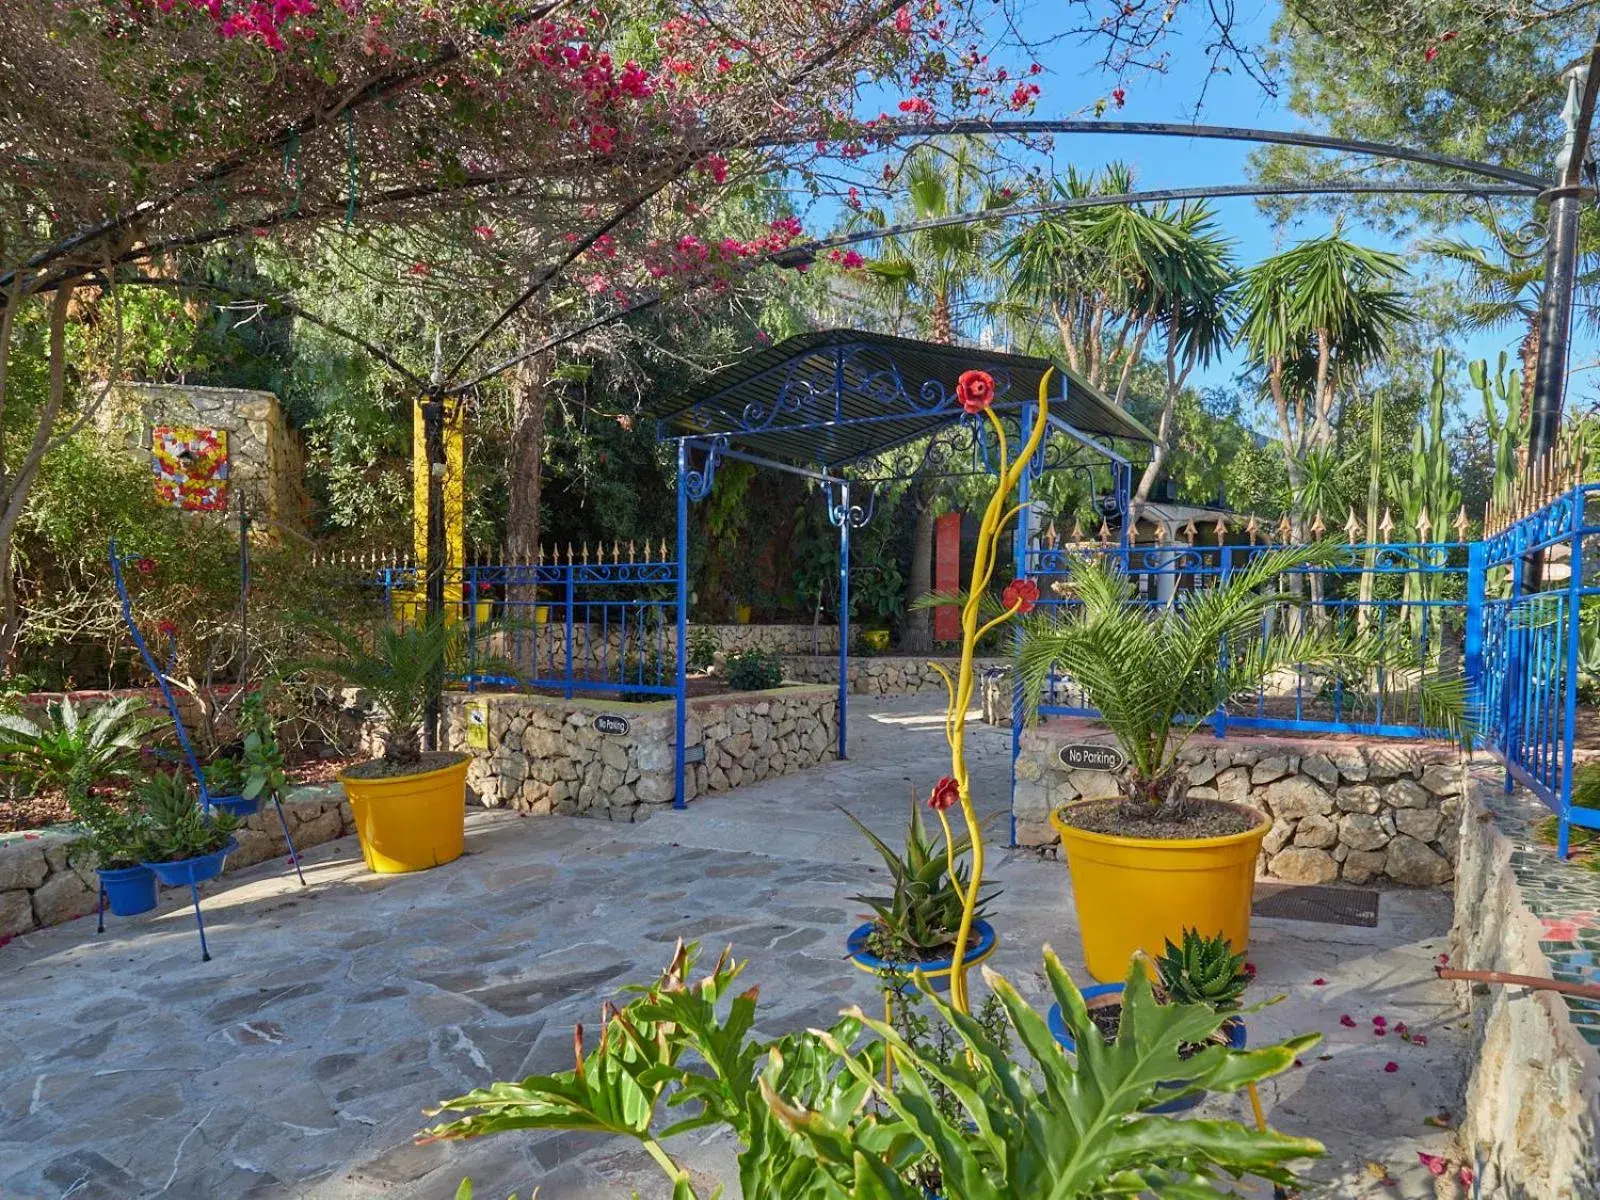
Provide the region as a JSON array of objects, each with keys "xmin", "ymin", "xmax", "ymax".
[
  {"xmin": 956, "ymin": 369, "xmax": 996, "ymax": 414},
  {"xmin": 1001, "ymin": 577, "xmax": 1039, "ymax": 614},
  {"xmin": 929, "ymin": 776, "xmax": 960, "ymax": 811}
]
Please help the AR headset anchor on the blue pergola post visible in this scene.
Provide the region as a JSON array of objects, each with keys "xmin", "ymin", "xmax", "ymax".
[
  {"xmin": 674, "ymin": 440, "xmax": 689, "ymax": 810},
  {"xmin": 1009, "ymin": 398, "xmax": 1035, "ymax": 849},
  {"xmin": 837, "ymin": 481, "xmax": 850, "ymax": 761}
]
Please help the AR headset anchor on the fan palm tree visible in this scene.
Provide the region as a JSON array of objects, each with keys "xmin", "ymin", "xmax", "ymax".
[
  {"xmin": 1236, "ymin": 233, "xmax": 1410, "ymax": 518},
  {"xmin": 852, "ymin": 142, "xmax": 1013, "ymax": 652},
  {"xmin": 1016, "ymin": 545, "xmax": 1467, "ymax": 817}
]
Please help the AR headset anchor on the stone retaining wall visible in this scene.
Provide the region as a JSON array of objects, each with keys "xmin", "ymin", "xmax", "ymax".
[
  {"xmin": 442, "ymin": 685, "xmax": 838, "ymax": 820},
  {"xmin": 17, "ymin": 685, "xmax": 245, "ymax": 746},
  {"xmin": 1450, "ymin": 772, "xmax": 1600, "ymax": 1196},
  {"xmin": 1014, "ymin": 718, "xmax": 1464, "ymax": 886},
  {"xmin": 0, "ymin": 789, "xmax": 353, "ymax": 940},
  {"xmin": 781, "ymin": 655, "xmax": 1008, "ymax": 697}
]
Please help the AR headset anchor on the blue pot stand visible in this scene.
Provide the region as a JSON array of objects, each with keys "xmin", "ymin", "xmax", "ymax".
[
  {"xmin": 138, "ymin": 838, "xmax": 239, "ymax": 962},
  {"xmin": 1048, "ymin": 983, "xmax": 1247, "ymax": 1114}
]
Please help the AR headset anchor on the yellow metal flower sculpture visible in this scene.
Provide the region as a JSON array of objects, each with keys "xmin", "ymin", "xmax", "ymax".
[{"xmin": 927, "ymin": 366, "xmax": 1050, "ymax": 1013}]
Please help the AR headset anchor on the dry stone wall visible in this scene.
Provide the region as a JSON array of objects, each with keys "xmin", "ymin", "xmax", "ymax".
[
  {"xmin": 0, "ymin": 789, "xmax": 353, "ymax": 940},
  {"xmin": 1450, "ymin": 773, "xmax": 1600, "ymax": 1196},
  {"xmin": 1014, "ymin": 721, "xmax": 1464, "ymax": 886},
  {"xmin": 781, "ymin": 655, "xmax": 1008, "ymax": 697},
  {"xmin": 442, "ymin": 685, "xmax": 838, "ymax": 820}
]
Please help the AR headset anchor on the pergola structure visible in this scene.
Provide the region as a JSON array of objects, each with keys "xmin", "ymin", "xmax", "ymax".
[{"xmin": 651, "ymin": 328, "xmax": 1152, "ymax": 808}]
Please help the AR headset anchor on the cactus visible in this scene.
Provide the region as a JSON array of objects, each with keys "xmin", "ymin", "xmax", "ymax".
[{"xmin": 1156, "ymin": 928, "xmax": 1251, "ymax": 1013}]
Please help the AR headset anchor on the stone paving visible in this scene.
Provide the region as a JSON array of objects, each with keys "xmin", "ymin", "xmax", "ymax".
[{"xmin": 0, "ymin": 698, "xmax": 1472, "ymax": 1199}]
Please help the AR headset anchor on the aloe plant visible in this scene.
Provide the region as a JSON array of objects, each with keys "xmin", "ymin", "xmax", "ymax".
[
  {"xmin": 842, "ymin": 799, "xmax": 996, "ymax": 960},
  {"xmin": 137, "ymin": 770, "xmax": 237, "ymax": 862},
  {"xmin": 1155, "ymin": 928, "xmax": 1251, "ymax": 1013},
  {"xmin": 424, "ymin": 945, "xmax": 1323, "ymax": 1199}
]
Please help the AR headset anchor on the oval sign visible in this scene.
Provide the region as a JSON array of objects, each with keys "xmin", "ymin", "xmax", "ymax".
[
  {"xmin": 593, "ymin": 713, "xmax": 630, "ymax": 736},
  {"xmin": 1059, "ymin": 743, "xmax": 1126, "ymax": 773}
]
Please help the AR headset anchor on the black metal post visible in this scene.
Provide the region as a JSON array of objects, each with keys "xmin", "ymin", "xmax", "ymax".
[
  {"xmin": 1526, "ymin": 53, "xmax": 1599, "ymax": 590},
  {"xmin": 421, "ymin": 391, "xmax": 447, "ymax": 752}
]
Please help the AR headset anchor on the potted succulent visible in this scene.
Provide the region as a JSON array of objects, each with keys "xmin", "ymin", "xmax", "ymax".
[
  {"xmin": 1048, "ymin": 928, "xmax": 1253, "ymax": 1113},
  {"xmin": 202, "ymin": 754, "xmax": 257, "ymax": 817},
  {"xmin": 201, "ymin": 692, "xmax": 290, "ymax": 819},
  {"xmin": 136, "ymin": 769, "xmax": 239, "ymax": 886},
  {"xmin": 841, "ymin": 800, "xmax": 997, "ymax": 994},
  {"xmin": 73, "ymin": 784, "xmax": 159, "ymax": 917},
  {"xmin": 1017, "ymin": 545, "xmax": 1468, "ymax": 979},
  {"xmin": 292, "ymin": 613, "xmax": 483, "ymax": 874}
]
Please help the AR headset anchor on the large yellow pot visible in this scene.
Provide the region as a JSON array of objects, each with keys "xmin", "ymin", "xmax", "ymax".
[
  {"xmin": 338, "ymin": 754, "xmax": 469, "ymax": 874},
  {"xmin": 1051, "ymin": 800, "xmax": 1269, "ymax": 982}
]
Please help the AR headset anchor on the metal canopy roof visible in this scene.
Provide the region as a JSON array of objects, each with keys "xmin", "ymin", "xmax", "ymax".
[{"xmin": 655, "ymin": 329, "xmax": 1152, "ymax": 469}]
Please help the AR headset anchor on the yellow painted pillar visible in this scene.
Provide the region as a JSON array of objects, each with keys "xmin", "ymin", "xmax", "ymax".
[{"xmin": 410, "ymin": 397, "xmax": 465, "ymax": 623}]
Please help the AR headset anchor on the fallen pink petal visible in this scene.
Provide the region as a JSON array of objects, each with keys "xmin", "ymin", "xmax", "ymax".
[{"xmin": 1418, "ymin": 1152, "xmax": 1447, "ymax": 1177}]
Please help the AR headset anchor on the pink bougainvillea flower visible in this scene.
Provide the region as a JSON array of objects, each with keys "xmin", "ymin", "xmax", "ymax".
[
  {"xmin": 1424, "ymin": 45, "xmax": 1439, "ymax": 61},
  {"xmin": 1111, "ymin": 87, "xmax": 1126, "ymax": 107},
  {"xmin": 1459, "ymin": 1166, "xmax": 1474, "ymax": 1186},
  {"xmin": 1339, "ymin": 1014, "xmax": 1357, "ymax": 1028},
  {"xmin": 134, "ymin": 557, "xmax": 157, "ymax": 576},
  {"xmin": 1417, "ymin": 1152, "xmax": 1448, "ymax": 1177},
  {"xmin": 472, "ymin": 225, "xmax": 495, "ymax": 240},
  {"xmin": 956, "ymin": 369, "xmax": 996, "ymax": 414},
  {"xmin": 1436, "ymin": 953, "xmax": 1450, "ymax": 966},
  {"xmin": 1243, "ymin": 961, "xmax": 1256, "ymax": 978},
  {"xmin": 408, "ymin": 262, "xmax": 432, "ymax": 276},
  {"xmin": 1311, "ymin": 977, "xmax": 1327, "ymax": 986},
  {"xmin": 1394, "ymin": 1021, "xmax": 1408, "ymax": 1036},
  {"xmin": 1412, "ymin": 1033, "xmax": 1428, "ymax": 1046},
  {"xmin": 1383, "ymin": 1061, "xmax": 1399, "ymax": 1073},
  {"xmin": 1372, "ymin": 1015, "xmax": 1387, "ymax": 1027},
  {"xmin": 929, "ymin": 776, "xmax": 960, "ymax": 812},
  {"xmin": 1002, "ymin": 577, "xmax": 1040, "ymax": 615},
  {"xmin": 1374, "ymin": 1026, "xmax": 1387, "ymax": 1036}
]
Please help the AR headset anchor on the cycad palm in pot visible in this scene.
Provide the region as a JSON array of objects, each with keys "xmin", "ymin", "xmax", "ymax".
[
  {"xmin": 292, "ymin": 613, "xmax": 489, "ymax": 874},
  {"xmin": 1017, "ymin": 544, "xmax": 1467, "ymax": 980}
]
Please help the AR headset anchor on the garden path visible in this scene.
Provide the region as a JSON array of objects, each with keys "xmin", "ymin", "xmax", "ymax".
[{"xmin": 0, "ymin": 697, "xmax": 1470, "ymax": 1199}]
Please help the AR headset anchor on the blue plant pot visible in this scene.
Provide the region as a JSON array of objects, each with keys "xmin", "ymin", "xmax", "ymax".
[
  {"xmin": 208, "ymin": 794, "xmax": 261, "ymax": 818},
  {"xmin": 142, "ymin": 838, "xmax": 237, "ymax": 888},
  {"xmin": 845, "ymin": 920, "xmax": 998, "ymax": 994},
  {"xmin": 1047, "ymin": 983, "xmax": 1246, "ymax": 1114},
  {"xmin": 97, "ymin": 864, "xmax": 159, "ymax": 917}
]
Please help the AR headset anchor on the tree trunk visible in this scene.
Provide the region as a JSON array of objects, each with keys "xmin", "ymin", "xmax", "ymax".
[
  {"xmin": 506, "ymin": 349, "xmax": 548, "ymax": 564},
  {"xmin": 900, "ymin": 489, "xmax": 937, "ymax": 653}
]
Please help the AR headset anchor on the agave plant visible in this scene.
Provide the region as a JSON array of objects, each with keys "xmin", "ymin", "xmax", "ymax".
[
  {"xmin": 1155, "ymin": 928, "xmax": 1251, "ymax": 1013},
  {"xmin": 423, "ymin": 945, "xmax": 1323, "ymax": 1200},
  {"xmin": 841, "ymin": 799, "xmax": 996, "ymax": 960},
  {"xmin": 137, "ymin": 770, "xmax": 237, "ymax": 862},
  {"xmin": 1017, "ymin": 544, "xmax": 1469, "ymax": 817},
  {"xmin": 0, "ymin": 695, "xmax": 160, "ymax": 807}
]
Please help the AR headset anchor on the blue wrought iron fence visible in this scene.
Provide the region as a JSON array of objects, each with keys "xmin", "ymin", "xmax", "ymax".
[
  {"xmin": 1481, "ymin": 483, "xmax": 1599, "ymax": 855},
  {"xmin": 377, "ymin": 544, "xmax": 683, "ymax": 699},
  {"xmin": 1022, "ymin": 539, "xmax": 1475, "ymax": 739}
]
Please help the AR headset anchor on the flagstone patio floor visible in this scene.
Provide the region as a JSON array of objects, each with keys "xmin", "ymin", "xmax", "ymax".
[{"xmin": 0, "ymin": 698, "xmax": 1472, "ymax": 1198}]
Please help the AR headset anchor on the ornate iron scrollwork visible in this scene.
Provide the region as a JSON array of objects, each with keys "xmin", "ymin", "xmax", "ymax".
[{"xmin": 683, "ymin": 435, "xmax": 728, "ymax": 502}]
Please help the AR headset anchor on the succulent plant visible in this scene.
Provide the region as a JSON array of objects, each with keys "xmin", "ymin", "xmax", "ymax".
[{"xmin": 1156, "ymin": 928, "xmax": 1251, "ymax": 1013}]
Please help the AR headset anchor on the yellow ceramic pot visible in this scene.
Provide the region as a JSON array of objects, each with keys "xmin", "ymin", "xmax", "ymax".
[
  {"xmin": 338, "ymin": 754, "xmax": 469, "ymax": 874},
  {"xmin": 1051, "ymin": 800, "xmax": 1269, "ymax": 982},
  {"xmin": 735, "ymin": 604, "xmax": 753, "ymax": 624},
  {"xmin": 473, "ymin": 599, "xmax": 494, "ymax": 625}
]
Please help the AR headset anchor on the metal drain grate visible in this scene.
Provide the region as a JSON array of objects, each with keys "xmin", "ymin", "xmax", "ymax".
[{"xmin": 1252, "ymin": 882, "xmax": 1379, "ymax": 928}]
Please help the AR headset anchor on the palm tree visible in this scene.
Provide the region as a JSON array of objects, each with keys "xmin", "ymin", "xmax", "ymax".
[
  {"xmin": 1236, "ymin": 233, "xmax": 1410, "ymax": 525},
  {"xmin": 1016, "ymin": 546, "xmax": 1466, "ymax": 817},
  {"xmin": 1423, "ymin": 207, "xmax": 1600, "ymax": 410},
  {"xmin": 853, "ymin": 143, "xmax": 1012, "ymax": 652}
]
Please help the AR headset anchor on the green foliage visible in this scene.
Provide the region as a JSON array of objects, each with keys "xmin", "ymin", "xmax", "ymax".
[
  {"xmin": 723, "ymin": 649, "xmax": 783, "ymax": 692},
  {"xmin": 424, "ymin": 945, "xmax": 1323, "ymax": 1199},
  {"xmin": 238, "ymin": 690, "xmax": 290, "ymax": 802},
  {"xmin": 70, "ymin": 788, "xmax": 150, "ymax": 871},
  {"xmin": 202, "ymin": 756, "xmax": 249, "ymax": 798},
  {"xmin": 0, "ymin": 696, "xmax": 159, "ymax": 805},
  {"xmin": 687, "ymin": 627, "xmax": 720, "ymax": 673},
  {"xmin": 290, "ymin": 613, "xmax": 502, "ymax": 764},
  {"xmin": 137, "ymin": 770, "xmax": 238, "ymax": 862},
  {"xmin": 1155, "ymin": 929, "xmax": 1251, "ymax": 1013},
  {"xmin": 842, "ymin": 799, "xmax": 993, "ymax": 960},
  {"xmin": 1017, "ymin": 546, "xmax": 1470, "ymax": 806}
]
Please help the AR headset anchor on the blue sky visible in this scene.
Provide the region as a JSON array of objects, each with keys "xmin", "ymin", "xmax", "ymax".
[{"xmin": 841, "ymin": 0, "xmax": 1581, "ymax": 419}]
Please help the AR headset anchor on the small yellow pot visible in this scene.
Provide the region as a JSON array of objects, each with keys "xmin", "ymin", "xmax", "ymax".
[
  {"xmin": 473, "ymin": 599, "xmax": 494, "ymax": 625},
  {"xmin": 533, "ymin": 605, "xmax": 550, "ymax": 625},
  {"xmin": 735, "ymin": 604, "xmax": 753, "ymax": 624},
  {"xmin": 338, "ymin": 755, "xmax": 469, "ymax": 874},
  {"xmin": 862, "ymin": 629, "xmax": 891, "ymax": 652},
  {"xmin": 1051, "ymin": 800, "xmax": 1269, "ymax": 982}
]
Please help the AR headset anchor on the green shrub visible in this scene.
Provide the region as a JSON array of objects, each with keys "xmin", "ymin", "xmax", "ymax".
[
  {"xmin": 687, "ymin": 626, "xmax": 720, "ymax": 672},
  {"xmin": 724, "ymin": 648, "xmax": 783, "ymax": 691}
]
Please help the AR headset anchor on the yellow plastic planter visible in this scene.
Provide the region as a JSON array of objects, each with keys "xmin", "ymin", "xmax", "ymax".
[
  {"xmin": 1051, "ymin": 800, "xmax": 1269, "ymax": 982},
  {"xmin": 338, "ymin": 754, "xmax": 470, "ymax": 874}
]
